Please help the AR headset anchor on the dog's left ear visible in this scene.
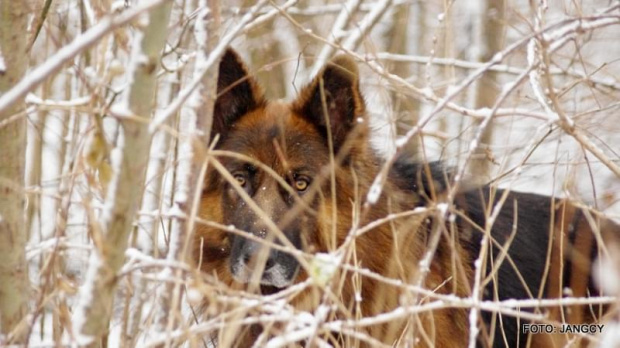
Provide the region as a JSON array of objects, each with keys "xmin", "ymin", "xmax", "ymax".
[
  {"xmin": 211, "ymin": 48, "xmax": 265, "ymax": 143},
  {"xmin": 293, "ymin": 56, "xmax": 365, "ymax": 152}
]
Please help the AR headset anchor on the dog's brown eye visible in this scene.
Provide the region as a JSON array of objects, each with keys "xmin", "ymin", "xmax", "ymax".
[
  {"xmin": 294, "ymin": 178, "xmax": 309, "ymax": 192},
  {"xmin": 234, "ymin": 174, "xmax": 246, "ymax": 187}
]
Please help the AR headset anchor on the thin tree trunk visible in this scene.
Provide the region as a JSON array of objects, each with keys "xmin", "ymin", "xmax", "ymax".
[
  {"xmin": 72, "ymin": 3, "xmax": 172, "ymax": 346},
  {"xmin": 0, "ymin": 1, "xmax": 31, "ymax": 343},
  {"xmin": 468, "ymin": 0, "xmax": 505, "ymax": 180},
  {"xmin": 244, "ymin": 0, "xmax": 286, "ymax": 99},
  {"xmin": 385, "ymin": 3, "xmax": 422, "ymax": 156}
]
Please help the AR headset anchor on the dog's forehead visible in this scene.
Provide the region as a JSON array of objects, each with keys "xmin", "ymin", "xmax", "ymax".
[{"xmin": 220, "ymin": 101, "xmax": 328, "ymax": 167}]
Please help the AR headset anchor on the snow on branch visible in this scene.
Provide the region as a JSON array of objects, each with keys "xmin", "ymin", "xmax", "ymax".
[{"xmin": 0, "ymin": 0, "xmax": 171, "ymax": 116}]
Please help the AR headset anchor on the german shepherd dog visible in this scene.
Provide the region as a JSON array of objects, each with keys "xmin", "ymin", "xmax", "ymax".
[{"xmin": 194, "ymin": 49, "xmax": 619, "ymax": 347}]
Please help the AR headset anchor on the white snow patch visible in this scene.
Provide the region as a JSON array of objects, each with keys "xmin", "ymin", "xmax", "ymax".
[
  {"xmin": 291, "ymin": 311, "xmax": 314, "ymax": 327},
  {"xmin": 186, "ymin": 287, "xmax": 203, "ymax": 305},
  {"xmin": 418, "ymin": 254, "xmax": 431, "ymax": 272},
  {"xmin": 314, "ymin": 304, "xmax": 330, "ymax": 321},
  {"xmin": 125, "ymin": 247, "xmax": 150, "ymax": 263},
  {"xmin": 102, "ymin": 147, "xmax": 123, "ymax": 219},
  {"xmin": 437, "ymin": 203, "xmax": 449, "ymax": 216},
  {"xmin": 83, "ymin": 66, "xmax": 104, "ymax": 87},
  {"xmin": 332, "ymin": 28, "xmax": 348, "ymax": 39},
  {"xmin": 562, "ymin": 287, "xmax": 573, "ymax": 297},
  {"xmin": 109, "ymin": 102, "xmax": 134, "ymax": 118},
  {"xmin": 594, "ymin": 252, "xmax": 620, "ymax": 295},
  {"xmin": 72, "ymin": 251, "xmax": 104, "ymax": 344},
  {"xmin": 135, "ymin": 11, "xmax": 151, "ymax": 28},
  {"xmin": 420, "ymin": 87, "xmax": 434, "ymax": 99},
  {"xmin": 166, "ymin": 204, "xmax": 186, "ymax": 219},
  {"xmin": 355, "ymin": 292, "xmax": 363, "ymax": 302},
  {"xmin": 395, "ymin": 136, "xmax": 408, "ymax": 149},
  {"xmin": 599, "ymin": 322, "xmax": 620, "ymax": 348},
  {"xmin": 366, "ymin": 174, "xmax": 385, "ymax": 204},
  {"xmin": 445, "ymin": 84, "xmax": 460, "ymax": 96},
  {"xmin": 108, "ymin": 58, "xmax": 124, "ymax": 76},
  {"xmin": 193, "ymin": 3, "xmax": 210, "ymax": 47},
  {"xmin": 266, "ymin": 327, "xmax": 315, "ymax": 348},
  {"xmin": 476, "ymin": 107, "xmax": 492, "ymax": 118},
  {"xmin": 111, "ymin": 0, "xmax": 126, "ymax": 12},
  {"xmin": 0, "ymin": 47, "xmax": 5, "ymax": 72},
  {"xmin": 310, "ymin": 252, "xmax": 341, "ymax": 286},
  {"xmin": 501, "ymin": 81, "xmax": 517, "ymax": 95},
  {"xmin": 474, "ymin": 258, "xmax": 482, "ymax": 269},
  {"xmin": 468, "ymin": 139, "xmax": 479, "ymax": 151},
  {"xmin": 25, "ymin": 93, "xmax": 91, "ymax": 106}
]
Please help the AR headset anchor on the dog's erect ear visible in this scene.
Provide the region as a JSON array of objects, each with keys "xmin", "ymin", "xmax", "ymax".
[
  {"xmin": 212, "ymin": 48, "xmax": 264, "ymax": 143},
  {"xmin": 293, "ymin": 55, "xmax": 365, "ymax": 152}
]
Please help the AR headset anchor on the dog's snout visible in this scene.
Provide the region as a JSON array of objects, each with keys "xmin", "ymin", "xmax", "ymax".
[
  {"xmin": 227, "ymin": 179, "xmax": 305, "ymax": 288},
  {"xmin": 231, "ymin": 237, "xmax": 300, "ymax": 288}
]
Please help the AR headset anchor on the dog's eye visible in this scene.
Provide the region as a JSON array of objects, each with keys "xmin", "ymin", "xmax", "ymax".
[
  {"xmin": 233, "ymin": 174, "xmax": 246, "ymax": 187},
  {"xmin": 294, "ymin": 178, "xmax": 309, "ymax": 192}
]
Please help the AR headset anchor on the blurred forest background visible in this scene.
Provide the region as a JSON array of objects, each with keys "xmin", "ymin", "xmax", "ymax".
[{"xmin": 0, "ymin": 0, "xmax": 619, "ymax": 347}]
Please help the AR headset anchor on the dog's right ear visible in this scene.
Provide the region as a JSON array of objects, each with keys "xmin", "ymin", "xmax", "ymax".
[
  {"xmin": 292, "ymin": 55, "xmax": 365, "ymax": 154},
  {"xmin": 211, "ymin": 49, "xmax": 265, "ymax": 143}
]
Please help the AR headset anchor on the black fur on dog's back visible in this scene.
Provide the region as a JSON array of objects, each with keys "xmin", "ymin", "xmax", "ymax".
[
  {"xmin": 460, "ymin": 188, "xmax": 555, "ymax": 348},
  {"xmin": 462, "ymin": 187, "xmax": 605, "ymax": 348},
  {"xmin": 390, "ymin": 157, "xmax": 610, "ymax": 348}
]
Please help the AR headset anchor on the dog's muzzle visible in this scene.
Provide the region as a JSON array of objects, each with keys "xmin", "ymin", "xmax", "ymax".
[{"xmin": 230, "ymin": 239, "xmax": 299, "ymax": 288}]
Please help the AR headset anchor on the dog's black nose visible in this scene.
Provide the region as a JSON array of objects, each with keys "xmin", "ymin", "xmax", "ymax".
[{"xmin": 242, "ymin": 249, "xmax": 277, "ymax": 271}]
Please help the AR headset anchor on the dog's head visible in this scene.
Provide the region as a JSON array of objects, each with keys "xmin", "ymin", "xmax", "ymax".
[{"xmin": 203, "ymin": 49, "xmax": 367, "ymax": 289}]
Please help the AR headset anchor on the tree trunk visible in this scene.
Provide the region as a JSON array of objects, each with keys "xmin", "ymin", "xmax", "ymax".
[
  {"xmin": 468, "ymin": 0, "xmax": 505, "ymax": 181},
  {"xmin": 72, "ymin": 3, "xmax": 173, "ymax": 346},
  {"xmin": 385, "ymin": 2, "xmax": 423, "ymax": 156},
  {"xmin": 0, "ymin": 1, "xmax": 31, "ymax": 343}
]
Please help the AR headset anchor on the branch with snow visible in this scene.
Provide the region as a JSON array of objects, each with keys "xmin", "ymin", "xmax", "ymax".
[
  {"xmin": 526, "ymin": 6, "xmax": 620, "ymax": 178},
  {"xmin": 0, "ymin": 0, "xmax": 172, "ymax": 116}
]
